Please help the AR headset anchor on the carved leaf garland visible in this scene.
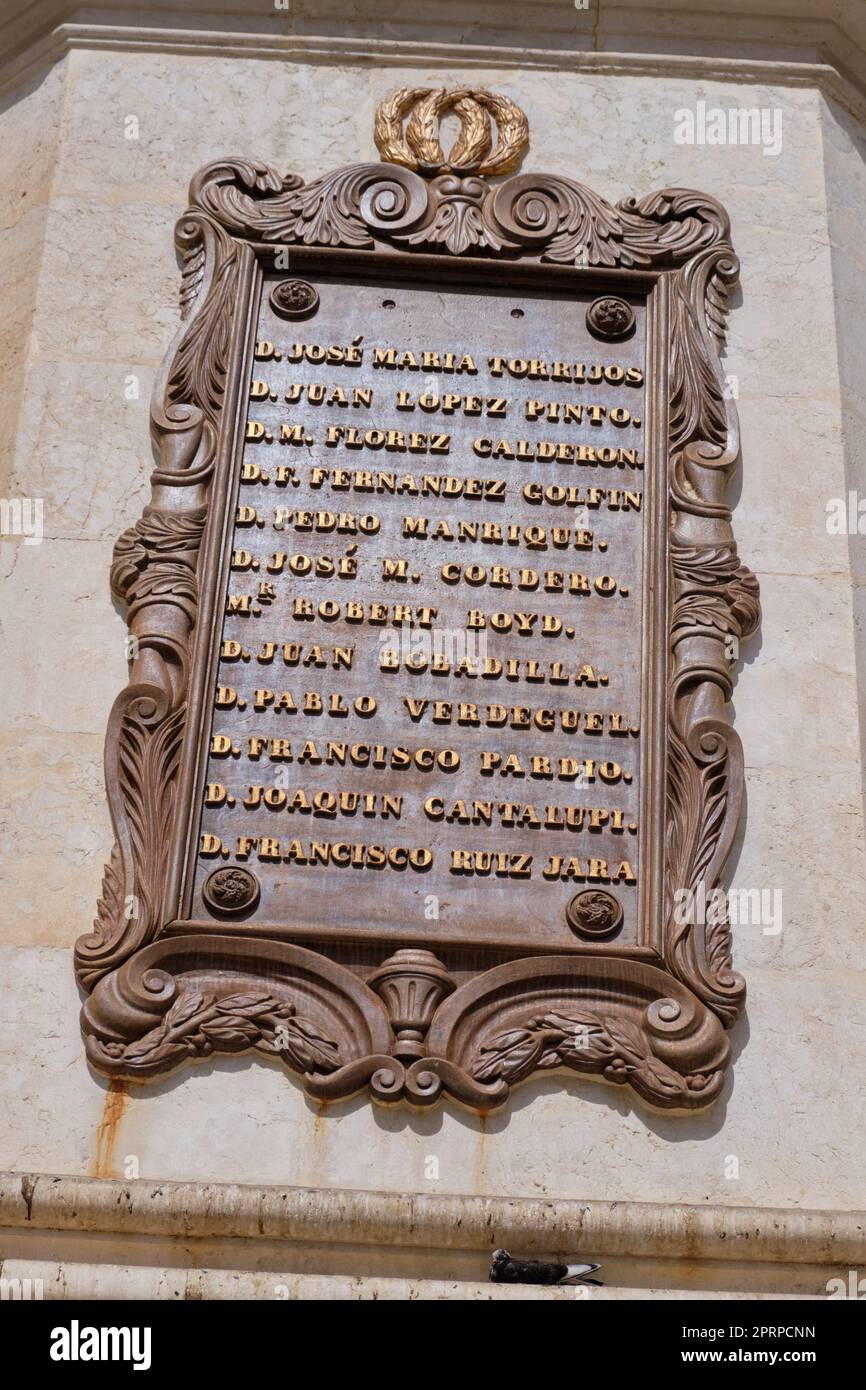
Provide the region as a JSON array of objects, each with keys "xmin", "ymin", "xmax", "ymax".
[
  {"xmin": 91, "ymin": 988, "xmax": 342, "ymax": 1077},
  {"xmin": 472, "ymin": 1009, "xmax": 715, "ymax": 1105}
]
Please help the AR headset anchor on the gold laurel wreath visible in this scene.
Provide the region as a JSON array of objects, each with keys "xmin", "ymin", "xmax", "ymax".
[{"xmin": 374, "ymin": 87, "xmax": 529, "ymax": 176}]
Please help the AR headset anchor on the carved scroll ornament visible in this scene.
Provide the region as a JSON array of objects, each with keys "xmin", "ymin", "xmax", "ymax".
[{"xmin": 76, "ymin": 88, "xmax": 758, "ymax": 1113}]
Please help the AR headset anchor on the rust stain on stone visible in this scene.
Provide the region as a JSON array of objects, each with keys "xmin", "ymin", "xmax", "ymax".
[
  {"xmin": 305, "ymin": 1102, "xmax": 329, "ymax": 1188},
  {"xmin": 474, "ymin": 1112, "xmax": 488, "ymax": 1196},
  {"xmin": 92, "ymin": 1080, "xmax": 128, "ymax": 1177}
]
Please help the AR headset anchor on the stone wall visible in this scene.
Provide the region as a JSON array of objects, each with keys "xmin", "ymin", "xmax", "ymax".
[{"xmin": 1, "ymin": 38, "xmax": 864, "ymax": 1236}]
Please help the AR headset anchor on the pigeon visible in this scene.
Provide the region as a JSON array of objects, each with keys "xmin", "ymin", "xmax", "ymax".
[{"xmin": 489, "ymin": 1248, "xmax": 603, "ymax": 1286}]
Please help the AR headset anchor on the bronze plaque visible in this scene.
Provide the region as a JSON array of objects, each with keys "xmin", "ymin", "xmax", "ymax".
[
  {"xmin": 194, "ymin": 269, "xmax": 651, "ymax": 950},
  {"xmin": 78, "ymin": 89, "xmax": 759, "ymax": 1112}
]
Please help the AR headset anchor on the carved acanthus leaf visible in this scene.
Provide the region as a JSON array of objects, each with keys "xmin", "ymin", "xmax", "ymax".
[
  {"xmin": 110, "ymin": 509, "xmax": 205, "ymax": 616},
  {"xmin": 77, "ymin": 205, "xmax": 242, "ymax": 992},
  {"xmin": 168, "ymin": 243, "xmax": 238, "ymax": 428},
  {"xmin": 672, "ymin": 543, "xmax": 760, "ymax": 641},
  {"xmin": 186, "ymin": 160, "xmax": 733, "ymax": 272}
]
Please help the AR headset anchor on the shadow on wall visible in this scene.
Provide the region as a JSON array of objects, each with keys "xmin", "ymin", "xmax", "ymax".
[{"xmin": 82, "ymin": 1015, "xmax": 749, "ymax": 1155}]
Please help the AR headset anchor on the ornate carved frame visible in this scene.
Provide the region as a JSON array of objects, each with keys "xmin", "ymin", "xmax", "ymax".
[{"xmin": 76, "ymin": 91, "xmax": 759, "ymax": 1113}]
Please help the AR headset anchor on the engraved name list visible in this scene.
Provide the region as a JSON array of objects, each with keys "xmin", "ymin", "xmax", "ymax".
[{"xmin": 193, "ymin": 272, "xmax": 649, "ymax": 950}]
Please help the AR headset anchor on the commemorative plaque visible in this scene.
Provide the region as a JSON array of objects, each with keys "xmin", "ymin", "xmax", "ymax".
[{"xmin": 77, "ymin": 90, "xmax": 759, "ymax": 1111}]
